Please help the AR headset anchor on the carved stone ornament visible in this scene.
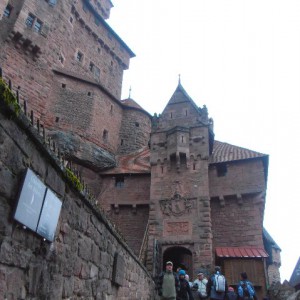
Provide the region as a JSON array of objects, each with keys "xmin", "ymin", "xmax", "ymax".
[{"xmin": 160, "ymin": 192, "xmax": 194, "ymax": 216}]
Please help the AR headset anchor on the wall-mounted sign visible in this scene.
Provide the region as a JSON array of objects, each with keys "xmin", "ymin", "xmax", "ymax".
[
  {"xmin": 14, "ymin": 168, "xmax": 62, "ymax": 242},
  {"xmin": 14, "ymin": 169, "xmax": 46, "ymax": 232},
  {"xmin": 37, "ymin": 188, "xmax": 62, "ymax": 242}
]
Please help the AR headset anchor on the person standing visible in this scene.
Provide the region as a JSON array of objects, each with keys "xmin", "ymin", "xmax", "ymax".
[
  {"xmin": 193, "ymin": 272, "xmax": 208, "ymax": 299},
  {"xmin": 226, "ymin": 286, "xmax": 238, "ymax": 300},
  {"xmin": 157, "ymin": 261, "xmax": 180, "ymax": 300},
  {"xmin": 185, "ymin": 274, "xmax": 193, "ymax": 288},
  {"xmin": 177, "ymin": 270, "xmax": 194, "ymax": 300},
  {"xmin": 237, "ymin": 272, "xmax": 257, "ymax": 300},
  {"xmin": 206, "ymin": 266, "xmax": 228, "ymax": 300}
]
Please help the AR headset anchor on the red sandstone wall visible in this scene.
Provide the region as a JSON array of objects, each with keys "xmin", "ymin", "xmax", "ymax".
[
  {"xmin": 209, "ymin": 159, "xmax": 267, "ymax": 197},
  {"xmin": 118, "ymin": 109, "xmax": 151, "ymax": 155},
  {"xmin": 0, "ymin": 0, "xmax": 132, "ymax": 155},
  {"xmin": 109, "ymin": 205, "xmax": 150, "ymax": 256},
  {"xmin": 0, "ymin": 0, "xmax": 9, "ymax": 20},
  {"xmin": 99, "ymin": 175, "xmax": 151, "ymax": 209},
  {"xmin": 48, "ymin": 75, "xmax": 123, "ymax": 153},
  {"xmin": 210, "ymin": 160, "xmax": 266, "ymax": 249},
  {"xmin": 98, "ymin": 175, "xmax": 151, "ymax": 255},
  {"xmin": 210, "ymin": 194, "xmax": 265, "ymax": 248},
  {"xmin": 0, "ymin": 99, "xmax": 155, "ymax": 300}
]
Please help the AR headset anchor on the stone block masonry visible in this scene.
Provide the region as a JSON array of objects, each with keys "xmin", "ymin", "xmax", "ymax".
[{"xmin": 0, "ymin": 97, "xmax": 155, "ymax": 298}]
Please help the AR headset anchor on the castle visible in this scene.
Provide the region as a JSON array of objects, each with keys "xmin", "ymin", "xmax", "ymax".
[{"xmin": 0, "ymin": 0, "xmax": 281, "ymax": 298}]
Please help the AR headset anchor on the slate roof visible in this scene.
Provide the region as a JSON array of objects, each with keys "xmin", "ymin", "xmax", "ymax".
[
  {"xmin": 263, "ymin": 228, "xmax": 281, "ymax": 251},
  {"xmin": 215, "ymin": 247, "xmax": 269, "ymax": 258},
  {"xmin": 165, "ymin": 82, "xmax": 199, "ymax": 112},
  {"xmin": 290, "ymin": 257, "xmax": 300, "ymax": 287},
  {"xmin": 101, "ymin": 141, "xmax": 267, "ymax": 175}
]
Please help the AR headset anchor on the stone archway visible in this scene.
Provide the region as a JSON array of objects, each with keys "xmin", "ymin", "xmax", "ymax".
[{"xmin": 163, "ymin": 246, "xmax": 193, "ymax": 275}]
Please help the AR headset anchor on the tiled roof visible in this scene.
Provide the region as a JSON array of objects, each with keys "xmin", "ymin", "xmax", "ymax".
[
  {"xmin": 210, "ymin": 140, "xmax": 267, "ymax": 164},
  {"xmin": 216, "ymin": 247, "xmax": 269, "ymax": 258},
  {"xmin": 121, "ymin": 98, "xmax": 145, "ymax": 110},
  {"xmin": 101, "ymin": 147, "xmax": 150, "ymax": 174},
  {"xmin": 101, "ymin": 141, "xmax": 267, "ymax": 175}
]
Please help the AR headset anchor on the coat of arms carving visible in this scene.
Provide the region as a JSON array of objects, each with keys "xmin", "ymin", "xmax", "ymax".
[{"xmin": 159, "ymin": 192, "xmax": 194, "ymax": 216}]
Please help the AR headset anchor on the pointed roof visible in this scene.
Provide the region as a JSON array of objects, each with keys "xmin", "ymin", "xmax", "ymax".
[
  {"xmin": 290, "ymin": 257, "xmax": 300, "ymax": 287},
  {"xmin": 121, "ymin": 98, "xmax": 144, "ymax": 110},
  {"xmin": 120, "ymin": 98, "xmax": 152, "ymax": 117},
  {"xmin": 164, "ymin": 81, "xmax": 200, "ymax": 112}
]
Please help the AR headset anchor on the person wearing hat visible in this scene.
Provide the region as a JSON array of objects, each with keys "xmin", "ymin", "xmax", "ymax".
[
  {"xmin": 226, "ymin": 286, "xmax": 237, "ymax": 300},
  {"xmin": 193, "ymin": 272, "xmax": 208, "ymax": 299},
  {"xmin": 177, "ymin": 269, "xmax": 194, "ymax": 300},
  {"xmin": 157, "ymin": 261, "xmax": 180, "ymax": 300}
]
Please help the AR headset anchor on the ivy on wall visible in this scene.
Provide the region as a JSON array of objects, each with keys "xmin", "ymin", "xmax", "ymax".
[{"xmin": 0, "ymin": 78, "xmax": 21, "ymax": 116}]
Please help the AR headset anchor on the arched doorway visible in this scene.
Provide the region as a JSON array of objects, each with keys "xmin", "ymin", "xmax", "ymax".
[{"xmin": 163, "ymin": 246, "xmax": 193, "ymax": 275}]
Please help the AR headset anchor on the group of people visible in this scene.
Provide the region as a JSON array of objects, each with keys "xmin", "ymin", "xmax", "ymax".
[{"xmin": 157, "ymin": 262, "xmax": 257, "ymax": 300}]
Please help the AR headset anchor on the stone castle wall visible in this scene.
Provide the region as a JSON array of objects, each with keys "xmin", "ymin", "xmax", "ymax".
[
  {"xmin": 209, "ymin": 159, "xmax": 267, "ymax": 197},
  {"xmin": 0, "ymin": 0, "xmax": 135, "ymax": 165},
  {"xmin": 210, "ymin": 194, "xmax": 265, "ymax": 249},
  {"xmin": 0, "ymin": 98, "xmax": 154, "ymax": 299},
  {"xmin": 118, "ymin": 109, "xmax": 151, "ymax": 155}
]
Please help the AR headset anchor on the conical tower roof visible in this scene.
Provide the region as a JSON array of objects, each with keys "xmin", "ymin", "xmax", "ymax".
[{"xmin": 162, "ymin": 80, "xmax": 200, "ymax": 114}]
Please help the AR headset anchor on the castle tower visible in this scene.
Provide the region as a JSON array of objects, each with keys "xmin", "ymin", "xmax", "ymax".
[
  {"xmin": 147, "ymin": 81, "xmax": 215, "ymax": 276},
  {"xmin": 0, "ymin": 0, "xmax": 135, "ymax": 170}
]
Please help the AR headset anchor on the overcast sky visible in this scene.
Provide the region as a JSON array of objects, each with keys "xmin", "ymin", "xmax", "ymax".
[{"xmin": 108, "ymin": 0, "xmax": 300, "ymax": 282}]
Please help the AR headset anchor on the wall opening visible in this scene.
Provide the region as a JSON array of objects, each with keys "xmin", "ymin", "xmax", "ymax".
[{"xmin": 163, "ymin": 246, "xmax": 193, "ymax": 275}]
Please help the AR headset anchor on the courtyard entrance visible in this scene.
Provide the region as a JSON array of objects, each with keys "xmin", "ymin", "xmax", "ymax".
[{"xmin": 163, "ymin": 246, "xmax": 193, "ymax": 275}]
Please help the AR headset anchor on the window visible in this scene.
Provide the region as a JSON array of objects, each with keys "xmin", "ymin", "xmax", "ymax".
[
  {"xmin": 180, "ymin": 153, "xmax": 187, "ymax": 166},
  {"xmin": 34, "ymin": 19, "xmax": 43, "ymax": 32},
  {"xmin": 89, "ymin": 62, "xmax": 94, "ymax": 72},
  {"xmin": 4, "ymin": 4, "xmax": 13, "ymax": 18},
  {"xmin": 48, "ymin": 0, "xmax": 57, "ymax": 6},
  {"xmin": 59, "ymin": 55, "xmax": 64, "ymax": 64},
  {"xmin": 135, "ymin": 122, "xmax": 139, "ymax": 127},
  {"xmin": 94, "ymin": 17, "xmax": 100, "ymax": 26},
  {"xmin": 103, "ymin": 129, "xmax": 108, "ymax": 141},
  {"xmin": 107, "ymin": 32, "xmax": 113, "ymax": 40},
  {"xmin": 76, "ymin": 51, "xmax": 83, "ymax": 62},
  {"xmin": 83, "ymin": 3, "xmax": 88, "ymax": 13},
  {"xmin": 25, "ymin": 14, "xmax": 35, "ymax": 28},
  {"xmin": 93, "ymin": 65, "xmax": 100, "ymax": 81},
  {"xmin": 115, "ymin": 176, "xmax": 124, "ymax": 188},
  {"xmin": 217, "ymin": 164, "xmax": 227, "ymax": 177},
  {"xmin": 170, "ymin": 153, "xmax": 176, "ymax": 168}
]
